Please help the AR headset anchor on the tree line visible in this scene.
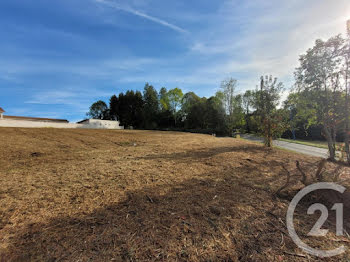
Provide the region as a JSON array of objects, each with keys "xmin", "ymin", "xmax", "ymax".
[
  {"xmin": 87, "ymin": 83, "xmax": 230, "ymax": 135},
  {"xmin": 88, "ymin": 23, "xmax": 350, "ymax": 163}
]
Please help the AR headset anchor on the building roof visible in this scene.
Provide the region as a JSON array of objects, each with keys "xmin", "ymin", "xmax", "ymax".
[
  {"xmin": 0, "ymin": 107, "xmax": 5, "ymax": 113},
  {"xmin": 3, "ymin": 115, "xmax": 69, "ymax": 123},
  {"xmin": 77, "ymin": 119, "xmax": 89, "ymax": 124}
]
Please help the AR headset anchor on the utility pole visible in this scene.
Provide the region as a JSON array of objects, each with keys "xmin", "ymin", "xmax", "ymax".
[{"xmin": 345, "ymin": 20, "xmax": 350, "ymax": 164}]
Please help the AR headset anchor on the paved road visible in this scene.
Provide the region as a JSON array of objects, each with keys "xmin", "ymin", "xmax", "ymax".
[{"xmin": 241, "ymin": 134, "xmax": 329, "ymax": 158}]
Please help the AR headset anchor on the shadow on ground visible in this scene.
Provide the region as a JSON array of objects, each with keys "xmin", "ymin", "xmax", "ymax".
[
  {"xmin": 1, "ymin": 172, "xmax": 295, "ymax": 261},
  {"xmin": 139, "ymin": 144, "xmax": 269, "ymax": 162},
  {"xmin": 1, "ymin": 144, "xmax": 348, "ymax": 262}
]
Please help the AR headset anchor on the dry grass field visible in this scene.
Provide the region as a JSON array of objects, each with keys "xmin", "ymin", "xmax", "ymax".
[{"xmin": 0, "ymin": 128, "xmax": 349, "ymax": 261}]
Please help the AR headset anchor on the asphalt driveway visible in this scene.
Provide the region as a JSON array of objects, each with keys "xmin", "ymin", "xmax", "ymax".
[{"xmin": 241, "ymin": 134, "xmax": 329, "ymax": 158}]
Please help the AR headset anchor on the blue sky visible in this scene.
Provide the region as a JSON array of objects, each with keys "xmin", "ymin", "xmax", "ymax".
[{"xmin": 0, "ymin": 0, "xmax": 349, "ymax": 121}]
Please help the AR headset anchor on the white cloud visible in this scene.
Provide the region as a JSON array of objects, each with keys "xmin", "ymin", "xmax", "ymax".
[
  {"xmin": 0, "ymin": 57, "xmax": 158, "ymax": 80},
  {"xmin": 113, "ymin": 0, "xmax": 350, "ymax": 98},
  {"xmin": 23, "ymin": 87, "xmax": 115, "ymax": 121},
  {"xmin": 25, "ymin": 87, "xmax": 114, "ymax": 106},
  {"xmin": 26, "ymin": 90, "xmax": 79, "ymax": 105},
  {"xmin": 184, "ymin": 0, "xmax": 350, "ymax": 95},
  {"xmin": 94, "ymin": 0, "xmax": 188, "ymax": 33},
  {"xmin": 3, "ymin": 0, "xmax": 350, "ymax": 111}
]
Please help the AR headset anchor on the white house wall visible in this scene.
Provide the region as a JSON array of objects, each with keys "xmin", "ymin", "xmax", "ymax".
[
  {"xmin": 0, "ymin": 119, "xmax": 124, "ymax": 129},
  {"xmin": 84, "ymin": 119, "xmax": 122, "ymax": 129}
]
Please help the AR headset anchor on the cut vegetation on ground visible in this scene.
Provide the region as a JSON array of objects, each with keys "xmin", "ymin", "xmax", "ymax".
[{"xmin": 0, "ymin": 128, "xmax": 349, "ymax": 261}]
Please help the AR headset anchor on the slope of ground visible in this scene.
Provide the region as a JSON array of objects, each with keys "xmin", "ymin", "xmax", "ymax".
[{"xmin": 0, "ymin": 128, "xmax": 349, "ymax": 261}]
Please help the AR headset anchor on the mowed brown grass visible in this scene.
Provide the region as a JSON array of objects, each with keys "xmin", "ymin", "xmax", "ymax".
[{"xmin": 0, "ymin": 128, "xmax": 349, "ymax": 261}]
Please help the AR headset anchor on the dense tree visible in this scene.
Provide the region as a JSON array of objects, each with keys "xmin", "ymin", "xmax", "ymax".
[
  {"xmin": 167, "ymin": 87, "xmax": 183, "ymax": 126},
  {"xmin": 109, "ymin": 91, "xmax": 144, "ymax": 128},
  {"xmin": 143, "ymin": 83, "xmax": 159, "ymax": 129},
  {"xmin": 218, "ymin": 78, "xmax": 246, "ymax": 132},
  {"xmin": 283, "ymin": 93, "xmax": 306, "ymax": 140},
  {"xmin": 181, "ymin": 93, "xmax": 226, "ymax": 134},
  {"xmin": 89, "ymin": 80, "xmax": 278, "ymax": 138},
  {"xmin": 181, "ymin": 92, "xmax": 201, "ymax": 115},
  {"xmin": 229, "ymin": 94, "xmax": 245, "ymax": 131},
  {"xmin": 159, "ymin": 87, "xmax": 170, "ymax": 111},
  {"xmin": 109, "ymin": 95, "xmax": 119, "ymax": 120},
  {"xmin": 255, "ymin": 75, "xmax": 285, "ymax": 147},
  {"xmin": 205, "ymin": 95, "xmax": 227, "ymax": 133},
  {"xmin": 295, "ymin": 35, "xmax": 347, "ymax": 160},
  {"xmin": 242, "ymin": 90, "xmax": 255, "ymax": 133},
  {"xmin": 87, "ymin": 100, "xmax": 109, "ymax": 119},
  {"xmin": 181, "ymin": 92, "xmax": 202, "ymax": 128},
  {"xmin": 215, "ymin": 89, "xmax": 245, "ymax": 133},
  {"xmin": 185, "ymin": 97, "xmax": 206, "ymax": 129},
  {"xmin": 220, "ymin": 78, "xmax": 237, "ymax": 116}
]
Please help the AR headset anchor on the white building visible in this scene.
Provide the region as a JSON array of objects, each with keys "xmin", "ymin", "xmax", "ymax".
[
  {"xmin": 0, "ymin": 107, "xmax": 123, "ymax": 129},
  {"xmin": 77, "ymin": 119, "xmax": 123, "ymax": 129},
  {"xmin": 0, "ymin": 107, "xmax": 4, "ymax": 119}
]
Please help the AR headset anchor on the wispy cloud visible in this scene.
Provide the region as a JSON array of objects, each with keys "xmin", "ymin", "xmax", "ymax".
[
  {"xmin": 25, "ymin": 90, "xmax": 78, "ymax": 105},
  {"xmin": 2, "ymin": 0, "xmax": 350, "ymax": 122},
  {"xmin": 94, "ymin": 0, "xmax": 187, "ymax": 33},
  {"xmin": 185, "ymin": 0, "xmax": 350, "ymax": 93},
  {"xmin": 0, "ymin": 57, "xmax": 158, "ymax": 80},
  {"xmin": 23, "ymin": 87, "xmax": 115, "ymax": 121},
  {"xmin": 25, "ymin": 87, "xmax": 114, "ymax": 105}
]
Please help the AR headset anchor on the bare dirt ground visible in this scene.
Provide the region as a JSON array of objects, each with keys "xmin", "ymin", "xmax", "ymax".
[{"xmin": 0, "ymin": 128, "xmax": 349, "ymax": 261}]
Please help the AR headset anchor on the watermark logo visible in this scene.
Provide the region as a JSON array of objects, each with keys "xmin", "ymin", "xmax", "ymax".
[{"xmin": 286, "ymin": 182, "xmax": 346, "ymax": 257}]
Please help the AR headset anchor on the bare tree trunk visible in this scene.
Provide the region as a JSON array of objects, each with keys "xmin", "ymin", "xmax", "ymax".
[
  {"xmin": 324, "ymin": 126, "xmax": 336, "ymax": 161},
  {"xmin": 346, "ymin": 21, "xmax": 350, "ymax": 164},
  {"xmin": 260, "ymin": 77, "xmax": 271, "ymax": 147},
  {"xmin": 345, "ymin": 83, "xmax": 350, "ymax": 164},
  {"xmin": 345, "ymin": 50, "xmax": 350, "ymax": 164},
  {"xmin": 321, "ymin": 77, "xmax": 337, "ymax": 161},
  {"xmin": 245, "ymin": 105, "xmax": 250, "ymax": 133},
  {"xmin": 266, "ymin": 119, "xmax": 272, "ymax": 147}
]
